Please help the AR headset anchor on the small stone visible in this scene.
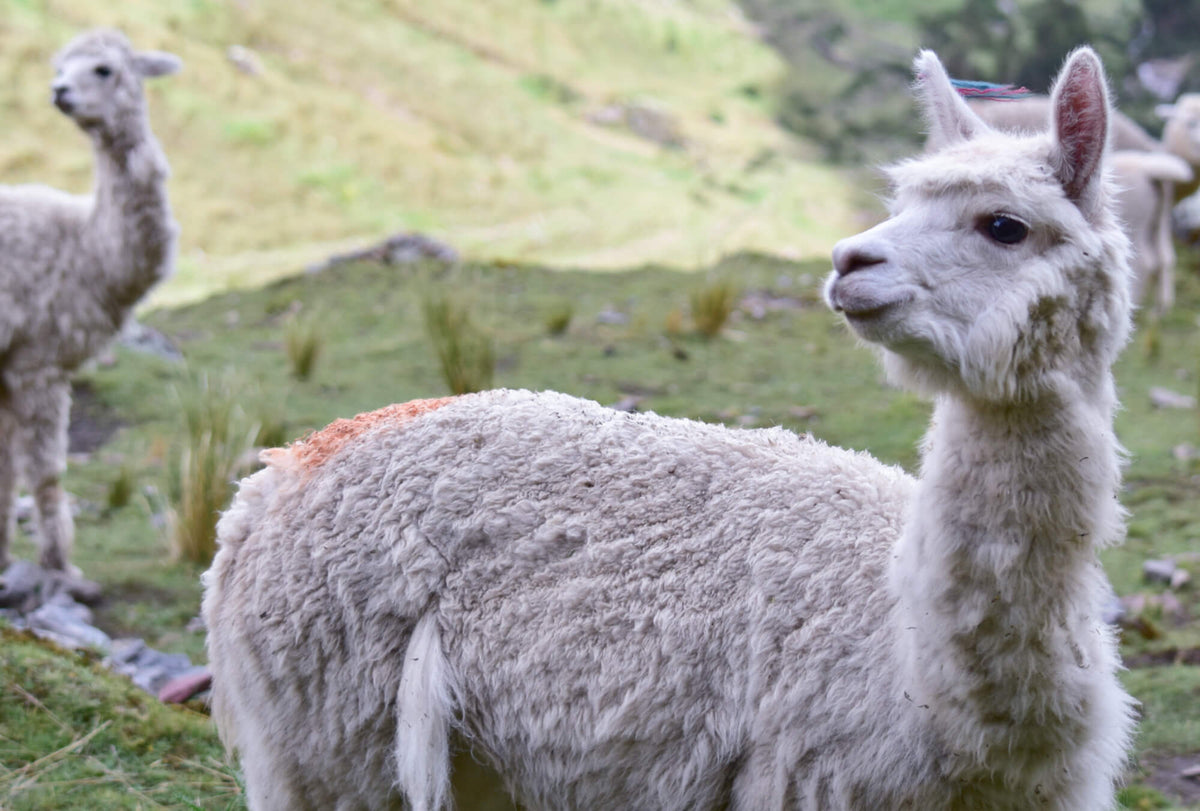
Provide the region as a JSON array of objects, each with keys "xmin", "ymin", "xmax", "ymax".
[
  {"xmin": 28, "ymin": 603, "xmax": 112, "ymax": 652},
  {"xmin": 596, "ymin": 309, "xmax": 628, "ymax": 325},
  {"xmin": 1170, "ymin": 568, "xmax": 1192, "ymax": 590},
  {"xmin": 1149, "ymin": 386, "xmax": 1197, "ymax": 410},
  {"xmin": 1144, "ymin": 558, "xmax": 1177, "ymax": 585}
]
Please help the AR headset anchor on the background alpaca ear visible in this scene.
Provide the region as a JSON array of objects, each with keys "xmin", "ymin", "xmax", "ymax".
[
  {"xmin": 1050, "ymin": 48, "xmax": 1109, "ymax": 205},
  {"xmin": 913, "ymin": 50, "xmax": 988, "ymax": 150},
  {"xmin": 133, "ymin": 51, "xmax": 182, "ymax": 78}
]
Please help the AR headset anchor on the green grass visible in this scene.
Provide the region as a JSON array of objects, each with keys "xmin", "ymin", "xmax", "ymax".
[
  {"xmin": 0, "ymin": 0, "xmax": 861, "ymax": 307},
  {"xmin": 3, "ymin": 246, "xmax": 1198, "ymax": 806},
  {"xmin": 0, "ymin": 627, "xmax": 242, "ymax": 810}
]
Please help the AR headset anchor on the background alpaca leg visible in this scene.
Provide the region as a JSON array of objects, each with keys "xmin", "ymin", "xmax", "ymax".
[
  {"xmin": 0, "ymin": 406, "xmax": 17, "ymax": 569},
  {"xmin": 16, "ymin": 384, "xmax": 73, "ymax": 571},
  {"xmin": 1155, "ymin": 181, "xmax": 1177, "ymax": 312}
]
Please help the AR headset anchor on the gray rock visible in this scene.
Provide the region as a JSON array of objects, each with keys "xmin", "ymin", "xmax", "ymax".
[
  {"xmin": 27, "ymin": 603, "xmax": 112, "ymax": 652},
  {"xmin": 118, "ymin": 319, "xmax": 183, "ymax": 361},
  {"xmin": 1144, "ymin": 558, "xmax": 1178, "ymax": 585},
  {"xmin": 1149, "ymin": 386, "xmax": 1197, "ymax": 410}
]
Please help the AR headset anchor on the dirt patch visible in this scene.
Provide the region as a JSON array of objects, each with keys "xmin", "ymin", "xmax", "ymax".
[
  {"xmin": 1140, "ymin": 752, "xmax": 1200, "ymax": 806},
  {"xmin": 69, "ymin": 380, "xmax": 124, "ymax": 454}
]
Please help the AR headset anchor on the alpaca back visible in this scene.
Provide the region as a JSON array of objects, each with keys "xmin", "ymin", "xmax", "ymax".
[{"xmin": 204, "ymin": 389, "xmax": 918, "ymax": 810}]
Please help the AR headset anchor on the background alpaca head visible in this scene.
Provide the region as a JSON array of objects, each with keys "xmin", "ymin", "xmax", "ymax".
[
  {"xmin": 51, "ymin": 28, "xmax": 180, "ymax": 137},
  {"xmin": 1158, "ymin": 94, "xmax": 1200, "ymax": 168},
  {"xmin": 825, "ymin": 48, "xmax": 1132, "ymax": 404}
]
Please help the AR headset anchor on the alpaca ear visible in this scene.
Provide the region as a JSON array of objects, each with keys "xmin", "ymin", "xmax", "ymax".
[
  {"xmin": 913, "ymin": 50, "xmax": 988, "ymax": 150},
  {"xmin": 1049, "ymin": 48, "xmax": 1109, "ymax": 205},
  {"xmin": 133, "ymin": 50, "xmax": 182, "ymax": 78}
]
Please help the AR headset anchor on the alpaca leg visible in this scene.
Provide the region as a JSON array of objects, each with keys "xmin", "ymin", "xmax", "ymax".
[
  {"xmin": 16, "ymin": 384, "xmax": 73, "ymax": 571},
  {"xmin": 1156, "ymin": 181, "xmax": 1176, "ymax": 313},
  {"xmin": 0, "ymin": 406, "xmax": 17, "ymax": 570}
]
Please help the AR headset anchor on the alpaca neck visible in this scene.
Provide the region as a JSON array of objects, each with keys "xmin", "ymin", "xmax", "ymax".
[
  {"xmin": 893, "ymin": 380, "xmax": 1122, "ymax": 764},
  {"xmin": 86, "ymin": 119, "xmax": 175, "ymax": 315}
]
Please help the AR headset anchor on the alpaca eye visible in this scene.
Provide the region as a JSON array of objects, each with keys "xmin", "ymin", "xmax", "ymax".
[
  {"xmin": 94, "ymin": 65, "xmax": 112, "ymax": 78},
  {"xmin": 983, "ymin": 214, "xmax": 1028, "ymax": 245}
]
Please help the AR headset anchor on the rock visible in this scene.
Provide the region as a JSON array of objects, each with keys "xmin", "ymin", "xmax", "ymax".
[
  {"xmin": 306, "ymin": 232, "xmax": 458, "ymax": 274},
  {"xmin": 226, "ymin": 44, "xmax": 263, "ymax": 76},
  {"xmin": 118, "ymin": 319, "xmax": 183, "ymax": 361},
  {"xmin": 107, "ymin": 640, "xmax": 197, "ymax": 695},
  {"xmin": 596, "ymin": 309, "xmax": 629, "ymax": 325},
  {"xmin": 0, "ymin": 560, "xmax": 54, "ymax": 612},
  {"xmin": 1171, "ymin": 568, "xmax": 1192, "ymax": 590},
  {"xmin": 1144, "ymin": 558, "xmax": 1178, "ymax": 585},
  {"xmin": 610, "ymin": 396, "xmax": 642, "ymax": 413},
  {"xmin": 1149, "ymin": 386, "xmax": 1197, "ymax": 410},
  {"xmin": 28, "ymin": 602, "xmax": 112, "ymax": 652},
  {"xmin": 1174, "ymin": 443, "xmax": 1199, "ymax": 461}
]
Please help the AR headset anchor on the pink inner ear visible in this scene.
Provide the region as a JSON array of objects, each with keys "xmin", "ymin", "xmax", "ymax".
[{"xmin": 1054, "ymin": 58, "xmax": 1108, "ymax": 200}]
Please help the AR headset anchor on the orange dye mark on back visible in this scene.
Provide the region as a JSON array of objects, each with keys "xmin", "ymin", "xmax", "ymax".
[{"xmin": 279, "ymin": 397, "xmax": 457, "ymax": 470}]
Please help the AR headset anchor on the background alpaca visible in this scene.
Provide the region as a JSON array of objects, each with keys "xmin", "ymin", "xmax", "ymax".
[
  {"xmin": 203, "ymin": 47, "xmax": 1135, "ymax": 811},
  {"xmin": 1157, "ymin": 93, "xmax": 1200, "ymax": 201},
  {"xmin": 965, "ymin": 93, "xmax": 1194, "ymax": 312},
  {"xmin": 1111, "ymin": 149, "xmax": 1194, "ymax": 312},
  {"xmin": 0, "ymin": 29, "xmax": 180, "ymax": 572}
]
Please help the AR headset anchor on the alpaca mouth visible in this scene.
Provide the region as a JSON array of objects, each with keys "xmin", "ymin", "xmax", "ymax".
[{"xmin": 828, "ymin": 276, "xmax": 914, "ymax": 320}]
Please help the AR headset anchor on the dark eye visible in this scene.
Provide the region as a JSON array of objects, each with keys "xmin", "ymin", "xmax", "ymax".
[
  {"xmin": 982, "ymin": 214, "xmax": 1028, "ymax": 245},
  {"xmin": 94, "ymin": 65, "xmax": 112, "ymax": 78}
]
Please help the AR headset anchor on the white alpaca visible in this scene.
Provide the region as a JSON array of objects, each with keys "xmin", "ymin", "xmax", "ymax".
[
  {"xmin": 965, "ymin": 94, "xmax": 1162, "ymax": 151},
  {"xmin": 1157, "ymin": 93, "xmax": 1200, "ymax": 202},
  {"xmin": 1111, "ymin": 149, "xmax": 1193, "ymax": 312},
  {"xmin": 0, "ymin": 29, "xmax": 180, "ymax": 571},
  {"xmin": 965, "ymin": 92, "xmax": 1194, "ymax": 313},
  {"xmin": 203, "ymin": 48, "xmax": 1135, "ymax": 811}
]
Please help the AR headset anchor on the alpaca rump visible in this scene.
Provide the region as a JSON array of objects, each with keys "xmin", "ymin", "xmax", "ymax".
[
  {"xmin": 206, "ymin": 390, "xmax": 917, "ymax": 810},
  {"xmin": 205, "ymin": 47, "xmax": 1135, "ymax": 811},
  {"xmin": 0, "ymin": 29, "xmax": 180, "ymax": 571}
]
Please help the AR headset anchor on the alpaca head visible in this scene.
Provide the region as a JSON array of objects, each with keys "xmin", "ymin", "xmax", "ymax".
[
  {"xmin": 51, "ymin": 29, "xmax": 181, "ymax": 137},
  {"xmin": 825, "ymin": 48, "xmax": 1132, "ymax": 404},
  {"xmin": 1158, "ymin": 94, "xmax": 1200, "ymax": 166}
]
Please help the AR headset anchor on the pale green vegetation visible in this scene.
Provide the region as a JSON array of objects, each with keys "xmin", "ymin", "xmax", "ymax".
[{"xmin": 0, "ymin": 0, "xmax": 861, "ymax": 307}]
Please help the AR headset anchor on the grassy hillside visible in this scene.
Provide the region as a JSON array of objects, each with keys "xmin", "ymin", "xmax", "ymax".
[
  {"xmin": 3, "ymin": 248, "xmax": 1199, "ymax": 807},
  {"xmin": 0, "ymin": 0, "xmax": 863, "ymax": 306}
]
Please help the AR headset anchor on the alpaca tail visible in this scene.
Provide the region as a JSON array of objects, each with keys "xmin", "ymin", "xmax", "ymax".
[{"xmin": 396, "ymin": 612, "xmax": 456, "ymax": 811}]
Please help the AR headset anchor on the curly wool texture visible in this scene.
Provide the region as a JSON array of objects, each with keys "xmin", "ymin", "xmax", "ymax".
[
  {"xmin": 206, "ymin": 390, "xmax": 917, "ymax": 810},
  {"xmin": 0, "ymin": 29, "xmax": 179, "ymax": 571}
]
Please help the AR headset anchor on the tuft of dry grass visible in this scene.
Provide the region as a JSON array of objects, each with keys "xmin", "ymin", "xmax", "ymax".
[
  {"xmin": 165, "ymin": 370, "xmax": 259, "ymax": 565},
  {"xmin": 689, "ymin": 276, "xmax": 740, "ymax": 339},
  {"xmin": 544, "ymin": 301, "xmax": 574, "ymax": 336},
  {"xmin": 284, "ymin": 314, "xmax": 324, "ymax": 381},
  {"xmin": 422, "ymin": 293, "xmax": 495, "ymax": 395}
]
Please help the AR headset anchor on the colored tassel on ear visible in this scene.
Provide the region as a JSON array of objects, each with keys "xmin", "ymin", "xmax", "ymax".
[{"xmin": 950, "ymin": 79, "xmax": 1033, "ymax": 100}]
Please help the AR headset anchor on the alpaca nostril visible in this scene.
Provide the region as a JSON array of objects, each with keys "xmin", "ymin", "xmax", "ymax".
[{"xmin": 833, "ymin": 243, "xmax": 888, "ymax": 277}]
